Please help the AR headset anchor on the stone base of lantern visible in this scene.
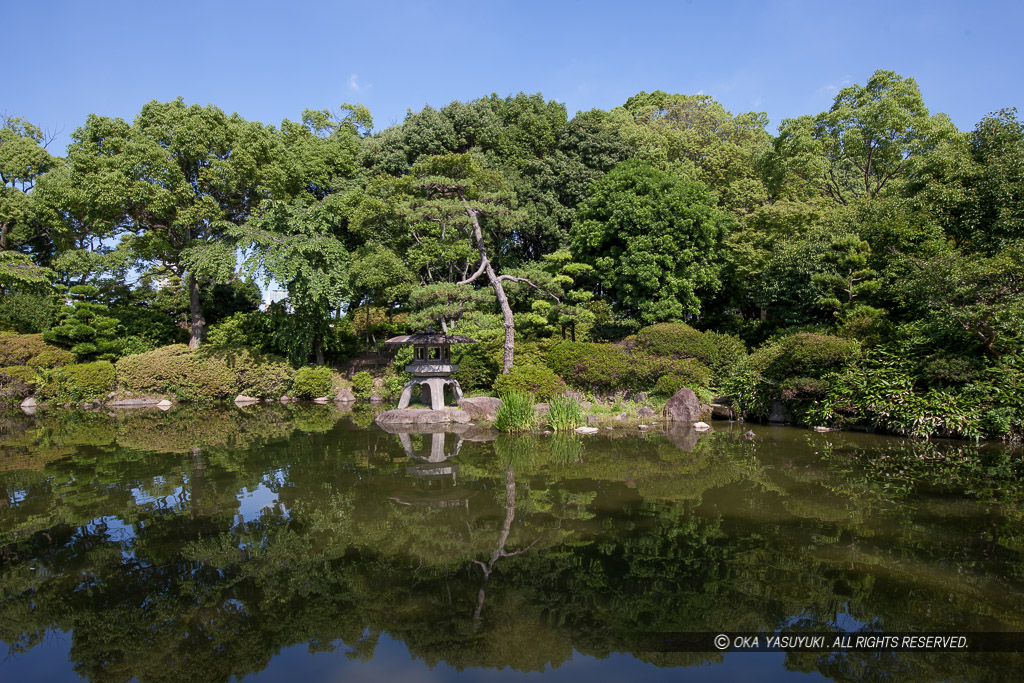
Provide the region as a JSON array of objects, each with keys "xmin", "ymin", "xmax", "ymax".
[{"xmin": 397, "ymin": 377, "xmax": 464, "ymax": 410}]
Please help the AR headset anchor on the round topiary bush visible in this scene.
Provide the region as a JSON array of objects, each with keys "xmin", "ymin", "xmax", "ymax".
[
  {"xmin": 492, "ymin": 363, "xmax": 567, "ymax": 402},
  {"xmin": 351, "ymin": 371, "xmax": 373, "ymax": 398},
  {"xmin": 635, "ymin": 323, "xmax": 747, "ymax": 384},
  {"xmin": 292, "ymin": 366, "xmax": 334, "ymax": 398}
]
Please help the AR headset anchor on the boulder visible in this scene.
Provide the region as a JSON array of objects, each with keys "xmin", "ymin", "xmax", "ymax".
[
  {"xmin": 313, "ymin": 397, "xmax": 330, "ymax": 404},
  {"xmin": 369, "ymin": 394, "xmax": 384, "ymax": 405},
  {"xmin": 335, "ymin": 387, "xmax": 356, "ymax": 402},
  {"xmin": 459, "ymin": 396, "xmax": 503, "ymax": 421},
  {"xmin": 108, "ymin": 398, "xmax": 161, "ymax": 407},
  {"xmin": 234, "ymin": 395, "xmax": 259, "ymax": 405},
  {"xmin": 586, "ymin": 415, "xmax": 600, "ymax": 426},
  {"xmin": 637, "ymin": 406, "xmax": 655, "ymax": 418},
  {"xmin": 634, "ymin": 392, "xmax": 648, "ymax": 403},
  {"xmin": 20, "ymin": 397, "xmax": 37, "ymax": 409},
  {"xmin": 575, "ymin": 426, "xmax": 599, "ymax": 434},
  {"xmin": 813, "ymin": 425, "xmax": 841, "ymax": 433},
  {"xmin": 710, "ymin": 404, "xmax": 732, "ymax": 420},
  {"xmin": 663, "ymin": 388, "xmax": 702, "ymax": 422},
  {"xmin": 375, "ymin": 408, "xmax": 471, "ymax": 426},
  {"xmin": 615, "ymin": 412, "xmax": 629, "ymax": 421},
  {"xmin": 693, "ymin": 421, "xmax": 711, "ymax": 431},
  {"xmin": 768, "ymin": 400, "xmax": 795, "ymax": 423},
  {"xmin": 157, "ymin": 400, "xmax": 173, "ymax": 408}
]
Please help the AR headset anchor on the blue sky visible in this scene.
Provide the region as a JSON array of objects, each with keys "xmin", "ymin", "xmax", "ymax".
[{"xmin": 6, "ymin": 0, "xmax": 1022, "ymax": 153}]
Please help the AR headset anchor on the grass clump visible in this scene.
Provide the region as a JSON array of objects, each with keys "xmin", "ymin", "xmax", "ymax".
[
  {"xmin": 548, "ymin": 396, "xmax": 584, "ymax": 431},
  {"xmin": 494, "ymin": 391, "xmax": 536, "ymax": 432}
]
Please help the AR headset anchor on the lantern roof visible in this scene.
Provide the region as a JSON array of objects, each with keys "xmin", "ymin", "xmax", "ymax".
[{"xmin": 383, "ymin": 327, "xmax": 477, "ymax": 346}]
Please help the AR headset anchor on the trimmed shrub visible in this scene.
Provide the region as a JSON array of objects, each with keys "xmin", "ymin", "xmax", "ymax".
[
  {"xmin": 36, "ymin": 361, "xmax": 116, "ymax": 402},
  {"xmin": 293, "ymin": 366, "xmax": 334, "ymax": 398},
  {"xmin": 351, "ymin": 371, "xmax": 373, "ymax": 398},
  {"xmin": 492, "ymin": 363, "xmax": 567, "ymax": 401},
  {"xmin": 545, "ymin": 341, "xmax": 711, "ymax": 394},
  {"xmin": 749, "ymin": 333, "xmax": 861, "ymax": 382},
  {"xmin": 0, "ymin": 291, "xmax": 56, "ymax": 333},
  {"xmin": 635, "ymin": 323, "xmax": 747, "ymax": 383},
  {"xmin": 495, "ymin": 391, "xmax": 536, "ymax": 432},
  {"xmin": 0, "ymin": 332, "xmax": 75, "ymax": 368},
  {"xmin": 115, "ymin": 345, "xmax": 294, "ymax": 401}
]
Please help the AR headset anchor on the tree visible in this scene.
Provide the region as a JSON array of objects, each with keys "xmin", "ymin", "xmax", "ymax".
[
  {"xmin": 43, "ymin": 284, "xmax": 121, "ymax": 360},
  {"xmin": 571, "ymin": 160, "xmax": 728, "ymax": 324},
  {"xmin": 66, "ymin": 99, "xmax": 281, "ymax": 348},
  {"xmin": 811, "ymin": 234, "xmax": 879, "ymax": 315},
  {"xmin": 776, "ymin": 70, "xmax": 956, "ymax": 205},
  {"xmin": 0, "ymin": 115, "xmax": 56, "ymax": 253}
]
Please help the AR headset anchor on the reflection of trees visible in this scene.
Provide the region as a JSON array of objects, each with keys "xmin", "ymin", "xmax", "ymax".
[{"xmin": 1, "ymin": 410, "xmax": 1024, "ymax": 681}]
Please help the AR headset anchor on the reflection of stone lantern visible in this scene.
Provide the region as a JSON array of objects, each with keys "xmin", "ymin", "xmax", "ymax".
[{"xmin": 384, "ymin": 328, "xmax": 477, "ymax": 410}]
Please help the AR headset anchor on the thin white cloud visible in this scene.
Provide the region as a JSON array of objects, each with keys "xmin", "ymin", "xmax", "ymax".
[
  {"xmin": 818, "ymin": 76, "xmax": 852, "ymax": 96},
  {"xmin": 348, "ymin": 74, "xmax": 361, "ymax": 91}
]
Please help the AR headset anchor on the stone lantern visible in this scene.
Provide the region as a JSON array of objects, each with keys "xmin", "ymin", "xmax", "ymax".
[{"xmin": 384, "ymin": 329, "xmax": 477, "ymax": 410}]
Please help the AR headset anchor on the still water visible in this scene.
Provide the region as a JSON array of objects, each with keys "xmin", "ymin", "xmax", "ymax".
[{"xmin": 1, "ymin": 404, "xmax": 1023, "ymax": 682}]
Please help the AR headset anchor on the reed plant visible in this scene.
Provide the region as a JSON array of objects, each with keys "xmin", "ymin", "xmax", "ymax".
[
  {"xmin": 495, "ymin": 391, "xmax": 536, "ymax": 432},
  {"xmin": 548, "ymin": 396, "xmax": 585, "ymax": 431}
]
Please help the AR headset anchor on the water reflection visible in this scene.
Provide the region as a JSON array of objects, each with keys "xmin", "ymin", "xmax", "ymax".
[{"xmin": 1, "ymin": 406, "xmax": 1023, "ymax": 681}]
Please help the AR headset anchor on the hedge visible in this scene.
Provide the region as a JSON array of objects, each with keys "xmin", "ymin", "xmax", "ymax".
[
  {"xmin": 492, "ymin": 363, "xmax": 567, "ymax": 401},
  {"xmin": 634, "ymin": 323, "xmax": 747, "ymax": 383},
  {"xmin": 0, "ymin": 332, "xmax": 75, "ymax": 368},
  {"xmin": 35, "ymin": 361, "xmax": 116, "ymax": 402},
  {"xmin": 116, "ymin": 345, "xmax": 294, "ymax": 401},
  {"xmin": 544, "ymin": 341, "xmax": 711, "ymax": 394}
]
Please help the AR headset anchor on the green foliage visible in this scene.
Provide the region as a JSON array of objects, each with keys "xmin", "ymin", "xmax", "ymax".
[
  {"xmin": 43, "ymin": 285, "xmax": 120, "ymax": 361},
  {"xmin": 0, "ymin": 332, "xmax": 75, "ymax": 368},
  {"xmin": 0, "ymin": 291, "xmax": 56, "ymax": 333},
  {"xmin": 732, "ymin": 333, "xmax": 861, "ymax": 421},
  {"xmin": 292, "ymin": 366, "xmax": 334, "ymax": 398},
  {"xmin": 115, "ymin": 345, "xmax": 294, "ymax": 401},
  {"xmin": 571, "ymin": 160, "xmax": 728, "ymax": 323},
  {"xmin": 547, "ymin": 396, "xmax": 585, "ymax": 431},
  {"xmin": 35, "ymin": 361, "xmax": 115, "ymax": 403},
  {"xmin": 544, "ymin": 341, "xmax": 711, "ymax": 394},
  {"xmin": 635, "ymin": 323, "xmax": 747, "ymax": 384},
  {"xmin": 206, "ymin": 311, "xmax": 277, "ymax": 349},
  {"xmin": 655, "ymin": 372, "xmax": 709, "ymax": 398},
  {"xmin": 492, "ymin": 363, "xmax": 566, "ymax": 401},
  {"xmin": 494, "ymin": 391, "xmax": 536, "ymax": 432},
  {"xmin": 351, "ymin": 371, "xmax": 373, "ymax": 398}
]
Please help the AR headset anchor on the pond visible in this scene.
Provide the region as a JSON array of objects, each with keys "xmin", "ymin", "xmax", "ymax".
[{"xmin": 1, "ymin": 404, "xmax": 1023, "ymax": 682}]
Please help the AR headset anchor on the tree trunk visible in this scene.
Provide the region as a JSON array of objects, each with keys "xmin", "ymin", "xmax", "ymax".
[
  {"xmin": 314, "ymin": 337, "xmax": 325, "ymax": 366},
  {"xmin": 464, "ymin": 207, "xmax": 516, "ymax": 373},
  {"xmin": 187, "ymin": 272, "xmax": 206, "ymax": 349}
]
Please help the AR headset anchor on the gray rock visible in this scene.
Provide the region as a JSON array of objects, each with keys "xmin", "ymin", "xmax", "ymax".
[
  {"xmin": 587, "ymin": 415, "xmax": 600, "ymax": 426},
  {"xmin": 634, "ymin": 392, "xmax": 648, "ymax": 403},
  {"xmin": 369, "ymin": 394, "xmax": 384, "ymax": 405},
  {"xmin": 637, "ymin": 406, "xmax": 655, "ymax": 418},
  {"xmin": 563, "ymin": 391, "xmax": 585, "ymax": 402},
  {"xmin": 534, "ymin": 402, "xmax": 550, "ymax": 415},
  {"xmin": 813, "ymin": 425, "xmax": 841, "ymax": 433},
  {"xmin": 335, "ymin": 387, "xmax": 356, "ymax": 402},
  {"xmin": 157, "ymin": 400, "xmax": 173, "ymax": 408},
  {"xmin": 108, "ymin": 398, "xmax": 161, "ymax": 407},
  {"xmin": 663, "ymin": 388, "xmax": 702, "ymax": 422},
  {"xmin": 375, "ymin": 408, "xmax": 471, "ymax": 426},
  {"xmin": 20, "ymin": 397, "xmax": 37, "ymax": 408},
  {"xmin": 234, "ymin": 395, "xmax": 259, "ymax": 405},
  {"xmin": 693, "ymin": 421, "xmax": 711, "ymax": 431},
  {"xmin": 637, "ymin": 424, "xmax": 651, "ymax": 430},
  {"xmin": 313, "ymin": 397, "xmax": 330, "ymax": 404},
  {"xmin": 615, "ymin": 412, "xmax": 629, "ymax": 421},
  {"xmin": 458, "ymin": 396, "xmax": 503, "ymax": 421},
  {"xmin": 768, "ymin": 400, "xmax": 795, "ymax": 423},
  {"xmin": 575, "ymin": 426, "xmax": 599, "ymax": 434},
  {"xmin": 710, "ymin": 403, "xmax": 732, "ymax": 420}
]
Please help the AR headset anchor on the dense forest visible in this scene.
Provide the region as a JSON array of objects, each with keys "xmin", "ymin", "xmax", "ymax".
[{"xmin": 1, "ymin": 69, "xmax": 1022, "ymax": 439}]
